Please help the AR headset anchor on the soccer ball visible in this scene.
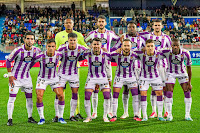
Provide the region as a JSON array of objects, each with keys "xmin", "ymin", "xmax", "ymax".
[{"xmin": 3, "ymin": 73, "xmax": 8, "ymax": 78}]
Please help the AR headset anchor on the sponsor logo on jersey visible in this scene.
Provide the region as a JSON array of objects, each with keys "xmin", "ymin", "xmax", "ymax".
[
  {"xmin": 145, "ymin": 60, "xmax": 155, "ymax": 66},
  {"xmin": 23, "ymin": 56, "xmax": 33, "ymax": 63},
  {"xmin": 92, "ymin": 61, "xmax": 102, "ymax": 67},
  {"xmin": 120, "ymin": 61, "xmax": 130, "ymax": 68},
  {"xmin": 68, "ymin": 55, "xmax": 77, "ymax": 61},
  {"xmin": 101, "ymin": 38, "xmax": 107, "ymax": 46},
  {"xmin": 154, "ymin": 40, "xmax": 161, "ymax": 47},
  {"xmin": 171, "ymin": 58, "xmax": 181, "ymax": 64},
  {"xmin": 46, "ymin": 62, "xmax": 55, "ymax": 68},
  {"xmin": 131, "ymin": 42, "xmax": 138, "ymax": 48}
]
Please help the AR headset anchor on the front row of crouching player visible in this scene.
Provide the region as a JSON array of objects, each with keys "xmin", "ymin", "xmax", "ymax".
[{"xmin": 6, "ymin": 32, "xmax": 192, "ymax": 126}]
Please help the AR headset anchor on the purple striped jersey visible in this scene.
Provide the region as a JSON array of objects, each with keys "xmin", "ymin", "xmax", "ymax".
[
  {"xmin": 82, "ymin": 49, "xmax": 111, "ymax": 78},
  {"xmin": 57, "ymin": 43, "xmax": 87, "ymax": 75},
  {"xmin": 7, "ymin": 45, "xmax": 41, "ymax": 79},
  {"xmin": 33, "ymin": 51, "xmax": 62, "ymax": 79},
  {"xmin": 135, "ymin": 50, "xmax": 162, "ymax": 79},
  {"xmin": 110, "ymin": 51, "xmax": 138, "ymax": 78},
  {"xmin": 139, "ymin": 32, "xmax": 172, "ymax": 68},
  {"xmin": 85, "ymin": 29, "xmax": 120, "ymax": 52},
  {"xmin": 161, "ymin": 48, "xmax": 192, "ymax": 74}
]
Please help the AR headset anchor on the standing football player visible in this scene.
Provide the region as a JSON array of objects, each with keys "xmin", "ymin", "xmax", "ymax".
[
  {"xmin": 54, "ymin": 18, "xmax": 87, "ymax": 121},
  {"xmin": 81, "ymin": 38, "xmax": 111, "ymax": 122},
  {"xmin": 57, "ymin": 33, "xmax": 87, "ymax": 121},
  {"xmin": 112, "ymin": 20, "xmax": 145, "ymax": 119},
  {"xmin": 6, "ymin": 32, "xmax": 40, "ymax": 126},
  {"xmin": 161, "ymin": 38, "xmax": 192, "ymax": 121},
  {"xmin": 140, "ymin": 19, "xmax": 171, "ymax": 118},
  {"xmin": 33, "ymin": 39, "xmax": 66, "ymax": 125},
  {"xmin": 85, "ymin": 15, "xmax": 120, "ymax": 119}
]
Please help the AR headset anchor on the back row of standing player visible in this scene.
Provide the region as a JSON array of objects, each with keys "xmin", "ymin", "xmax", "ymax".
[{"xmin": 6, "ymin": 15, "xmax": 192, "ymax": 126}]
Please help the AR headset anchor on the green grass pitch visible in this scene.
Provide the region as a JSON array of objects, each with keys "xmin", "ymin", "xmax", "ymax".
[{"xmin": 0, "ymin": 66, "xmax": 199, "ymax": 133}]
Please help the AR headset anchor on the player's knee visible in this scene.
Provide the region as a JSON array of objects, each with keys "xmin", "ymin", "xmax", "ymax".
[
  {"xmin": 155, "ymin": 90, "xmax": 162, "ymax": 96},
  {"xmin": 103, "ymin": 91, "xmax": 110, "ymax": 99},
  {"xmin": 85, "ymin": 91, "xmax": 92, "ymax": 100}
]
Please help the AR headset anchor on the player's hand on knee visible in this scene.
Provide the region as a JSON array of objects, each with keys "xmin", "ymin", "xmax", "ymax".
[
  {"xmin": 187, "ymin": 82, "xmax": 192, "ymax": 92},
  {"xmin": 116, "ymin": 48, "xmax": 122, "ymax": 54},
  {"xmin": 102, "ymin": 47, "xmax": 108, "ymax": 52},
  {"xmin": 9, "ymin": 76, "xmax": 16, "ymax": 87}
]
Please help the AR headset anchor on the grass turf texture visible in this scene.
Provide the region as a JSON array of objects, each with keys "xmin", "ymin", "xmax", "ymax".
[{"xmin": 0, "ymin": 66, "xmax": 199, "ymax": 133}]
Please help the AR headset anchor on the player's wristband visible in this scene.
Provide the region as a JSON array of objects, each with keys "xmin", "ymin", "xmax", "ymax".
[{"xmin": 8, "ymin": 72, "xmax": 13, "ymax": 77}]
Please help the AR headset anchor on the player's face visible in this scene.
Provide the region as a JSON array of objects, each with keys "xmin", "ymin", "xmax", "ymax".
[
  {"xmin": 92, "ymin": 41, "xmax": 102, "ymax": 53},
  {"xmin": 152, "ymin": 22, "xmax": 162, "ymax": 32},
  {"xmin": 68, "ymin": 37, "xmax": 77, "ymax": 48},
  {"xmin": 24, "ymin": 35, "xmax": 35, "ymax": 48},
  {"xmin": 64, "ymin": 19, "xmax": 74, "ymax": 30},
  {"xmin": 97, "ymin": 18, "xmax": 107, "ymax": 30},
  {"xmin": 127, "ymin": 23, "xmax": 136, "ymax": 35},
  {"xmin": 146, "ymin": 43, "xmax": 155, "ymax": 54},
  {"xmin": 122, "ymin": 41, "xmax": 131, "ymax": 53},
  {"xmin": 46, "ymin": 42, "xmax": 56, "ymax": 55},
  {"xmin": 172, "ymin": 41, "xmax": 180, "ymax": 54}
]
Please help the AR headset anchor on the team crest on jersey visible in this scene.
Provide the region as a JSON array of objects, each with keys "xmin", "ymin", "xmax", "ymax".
[
  {"xmin": 120, "ymin": 61, "xmax": 130, "ymax": 68},
  {"xmin": 46, "ymin": 62, "xmax": 55, "ymax": 69},
  {"xmin": 23, "ymin": 56, "xmax": 33, "ymax": 63},
  {"xmin": 101, "ymin": 38, "xmax": 107, "ymax": 46},
  {"xmin": 171, "ymin": 58, "xmax": 181, "ymax": 64},
  {"xmin": 92, "ymin": 60, "xmax": 102, "ymax": 67},
  {"xmin": 154, "ymin": 40, "xmax": 161, "ymax": 47},
  {"xmin": 145, "ymin": 60, "xmax": 155, "ymax": 66},
  {"xmin": 68, "ymin": 55, "xmax": 77, "ymax": 61},
  {"xmin": 131, "ymin": 42, "xmax": 138, "ymax": 48}
]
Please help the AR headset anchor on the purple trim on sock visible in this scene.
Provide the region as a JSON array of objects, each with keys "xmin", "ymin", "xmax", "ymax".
[
  {"xmin": 157, "ymin": 96, "xmax": 163, "ymax": 101},
  {"xmin": 151, "ymin": 91, "xmax": 156, "ymax": 95},
  {"xmin": 141, "ymin": 96, "xmax": 147, "ymax": 101},
  {"xmin": 184, "ymin": 91, "xmax": 191, "ymax": 98},
  {"xmin": 85, "ymin": 91, "xmax": 92, "ymax": 100},
  {"xmin": 166, "ymin": 91, "xmax": 173, "ymax": 98},
  {"xmin": 94, "ymin": 89, "xmax": 99, "ymax": 93},
  {"xmin": 36, "ymin": 102, "xmax": 43, "ymax": 107},
  {"xmin": 9, "ymin": 94, "xmax": 17, "ymax": 97},
  {"xmin": 103, "ymin": 92, "xmax": 110, "ymax": 99},
  {"xmin": 72, "ymin": 93, "xmax": 78, "ymax": 100},
  {"xmin": 56, "ymin": 95, "xmax": 58, "ymax": 99},
  {"xmin": 130, "ymin": 88, "xmax": 138, "ymax": 96},
  {"xmin": 113, "ymin": 92, "xmax": 119, "ymax": 98},
  {"xmin": 58, "ymin": 100, "xmax": 65, "ymax": 105},
  {"xmin": 25, "ymin": 93, "xmax": 32, "ymax": 98}
]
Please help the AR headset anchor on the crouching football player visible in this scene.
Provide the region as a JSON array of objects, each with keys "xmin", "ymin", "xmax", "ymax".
[
  {"xmin": 161, "ymin": 38, "xmax": 193, "ymax": 121},
  {"xmin": 33, "ymin": 39, "xmax": 66, "ymax": 125}
]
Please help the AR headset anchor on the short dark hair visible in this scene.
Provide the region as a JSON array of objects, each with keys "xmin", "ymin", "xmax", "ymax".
[
  {"xmin": 127, "ymin": 20, "xmax": 137, "ymax": 26},
  {"xmin": 123, "ymin": 38, "xmax": 132, "ymax": 43},
  {"xmin": 97, "ymin": 15, "xmax": 106, "ymax": 21},
  {"xmin": 153, "ymin": 19, "xmax": 162, "ymax": 24},
  {"xmin": 68, "ymin": 33, "xmax": 77, "ymax": 38},
  {"xmin": 25, "ymin": 32, "xmax": 35, "ymax": 39},
  {"xmin": 146, "ymin": 39, "xmax": 154, "ymax": 44},
  {"xmin": 172, "ymin": 38, "xmax": 180, "ymax": 43},
  {"xmin": 47, "ymin": 38, "xmax": 56, "ymax": 44},
  {"xmin": 92, "ymin": 37, "xmax": 101, "ymax": 43}
]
